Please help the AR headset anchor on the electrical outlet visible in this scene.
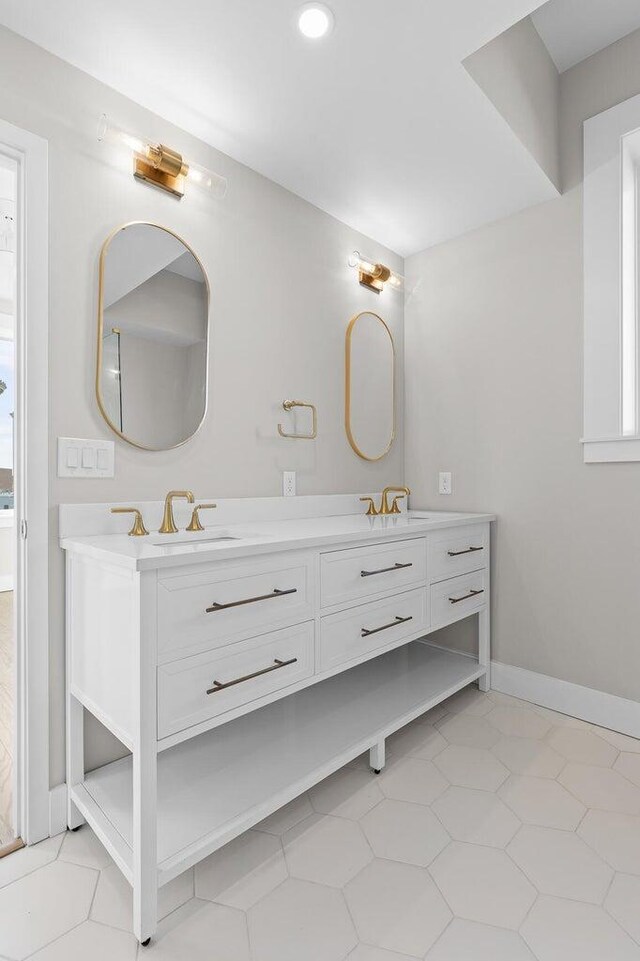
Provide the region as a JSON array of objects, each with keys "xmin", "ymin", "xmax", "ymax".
[
  {"xmin": 439, "ymin": 471, "xmax": 452, "ymax": 495},
  {"xmin": 282, "ymin": 470, "xmax": 296, "ymax": 496}
]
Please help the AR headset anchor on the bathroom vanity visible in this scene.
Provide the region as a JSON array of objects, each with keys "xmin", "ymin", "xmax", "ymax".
[{"xmin": 61, "ymin": 495, "xmax": 494, "ymax": 943}]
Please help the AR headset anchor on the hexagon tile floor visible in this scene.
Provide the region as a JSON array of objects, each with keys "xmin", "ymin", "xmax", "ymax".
[{"xmin": 2, "ymin": 688, "xmax": 640, "ymax": 960}]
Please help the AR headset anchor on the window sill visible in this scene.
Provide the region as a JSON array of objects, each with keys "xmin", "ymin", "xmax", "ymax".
[{"xmin": 581, "ymin": 436, "xmax": 640, "ymax": 463}]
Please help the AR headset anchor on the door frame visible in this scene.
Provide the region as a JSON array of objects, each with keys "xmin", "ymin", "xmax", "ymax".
[{"xmin": 0, "ymin": 119, "xmax": 49, "ymax": 845}]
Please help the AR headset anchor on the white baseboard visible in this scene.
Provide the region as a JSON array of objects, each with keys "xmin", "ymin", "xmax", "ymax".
[
  {"xmin": 491, "ymin": 660, "xmax": 640, "ymax": 739},
  {"xmin": 49, "ymin": 784, "xmax": 67, "ymax": 837},
  {"xmin": 0, "ymin": 575, "xmax": 13, "ymax": 593}
]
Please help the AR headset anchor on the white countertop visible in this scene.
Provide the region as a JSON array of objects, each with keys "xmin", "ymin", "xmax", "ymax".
[{"xmin": 60, "ymin": 509, "xmax": 495, "ymax": 571}]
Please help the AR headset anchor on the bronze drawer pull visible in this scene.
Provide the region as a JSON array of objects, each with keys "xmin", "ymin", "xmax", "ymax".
[
  {"xmin": 449, "ymin": 588, "xmax": 484, "ymax": 605},
  {"xmin": 206, "ymin": 657, "xmax": 298, "ymax": 694},
  {"xmin": 447, "ymin": 546, "xmax": 484, "ymax": 557},
  {"xmin": 205, "ymin": 587, "xmax": 297, "ymax": 613},
  {"xmin": 360, "ymin": 562, "xmax": 413, "ymax": 578},
  {"xmin": 361, "ymin": 615, "xmax": 413, "ymax": 638}
]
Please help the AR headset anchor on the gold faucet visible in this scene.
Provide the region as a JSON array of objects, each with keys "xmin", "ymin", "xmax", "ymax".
[
  {"xmin": 360, "ymin": 487, "xmax": 411, "ymax": 516},
  {"xmin": 380, "ymin": 486, "xmax": 411, "ymax": 515},
  {"xmin": 186, "ymin": 503, "xmax": 217, "ymax": 532},
  {"xmin": 159, "ymin": 490, "xmax": 195, "ymax": 534},
  {"xmin": 360, "ymin": 496, "xmax": 379, "ymax": 516},
  {"xmin": 110, "ymin": 507, "xmax": 149, "ymax": 537}
]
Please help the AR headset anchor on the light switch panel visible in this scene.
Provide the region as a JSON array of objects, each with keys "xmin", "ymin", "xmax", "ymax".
[{"xmin": 58, "ymin": 437, "xmax": 115, "ymax": 478}]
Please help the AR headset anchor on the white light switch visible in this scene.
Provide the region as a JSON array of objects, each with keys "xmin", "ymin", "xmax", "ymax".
[
  {"xmin": 81, "ymin": 447, "xmax": 95, "ymax": 469},
  {"xmin": 58, "ymin": 438, "xmax": 115, "ymax": 478}
]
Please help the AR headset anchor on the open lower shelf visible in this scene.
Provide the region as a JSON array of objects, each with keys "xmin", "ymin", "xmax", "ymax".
[{"xmin": 77, "ymin": 641, "xmax": 484, "ymax": 884}]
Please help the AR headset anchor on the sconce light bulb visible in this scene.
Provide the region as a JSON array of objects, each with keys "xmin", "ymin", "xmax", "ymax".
[
  {"xmin": 349, "ymin": 250, "xmax": 378, "ymax": 276},
  {"xmin": 97, "ymin": 114, "xmax": 146, "ymax": 155},
  {"xmin": 186, "ymin": 161, "xmax": 228, "ymax": 198},
  {"xmin": 348, "ymin": 250, "xmax": 404, "ymax": 291}
]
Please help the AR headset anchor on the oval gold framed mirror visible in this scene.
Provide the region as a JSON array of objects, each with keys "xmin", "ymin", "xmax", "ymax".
[
  {"xmin": 96, "ymin": 222, "xmax": 210, "ymax": 451},
  {"xmin": 345, "ymin": 310, "xmax": 395, "ymax": 461}
]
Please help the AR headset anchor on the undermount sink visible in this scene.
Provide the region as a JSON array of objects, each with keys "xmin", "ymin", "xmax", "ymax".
[{"xmin": 149, "ymin": 532, "xmax": 241, "ymax": 547}]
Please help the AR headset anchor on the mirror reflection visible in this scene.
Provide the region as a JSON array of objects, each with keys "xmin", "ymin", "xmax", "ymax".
[
  {"xmin": 97, "ymin": 222, "xmax": 209, "ymax": 450},
  {"xmin": 345, "ymin": 311, "xmax": 395, "ymax": 461}
]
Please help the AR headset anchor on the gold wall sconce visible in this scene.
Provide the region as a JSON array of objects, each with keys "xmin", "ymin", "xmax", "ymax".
[
  {"xmin": 277, "ymin": 400, "xmax": 318, "ymax": 439},
  {"xmin": 97, "ymin": 115, "xmax": 228, "ymax": 200},
  {"xmin": 348, "ymin": 251, "xmax": 404, "ymax": 294}
]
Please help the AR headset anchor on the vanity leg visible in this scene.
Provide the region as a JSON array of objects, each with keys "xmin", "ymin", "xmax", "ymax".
[
  {"xmin": 66, "ymin": 693, "xmax": 85, "ymax": 830},
  {"xmin": 65, "ymin": 554, "xmax": 85, "ymax": 830},
  {"xmin": 132, "ymin": 745, "xmax": 157, "ymax": 945},
  {"xmin": 478, "ymin": 607, "xmax": 491, "ymax": 692},
  {"xmin": 132, "ymin": 573, "xmax": 158, "ymax": 946},
  {"xmin": 370, "ymin": 739, "xmax": 386, "ymax": 774}
]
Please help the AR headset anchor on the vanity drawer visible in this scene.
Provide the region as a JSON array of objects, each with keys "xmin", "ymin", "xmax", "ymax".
[
  {"xmin": 430, "ymin": 569, "xmax": 487, "ymax": 629},
  {"xmin": 320, "ymin": 538, "xmax": 426, "ymax": 609},
  {"xmin": 427, "ymin": 524, "xmax": 489, "ymax": 583},
  {"xmin": 157, "ymin": 555, "xmax": 314, "ymax": 660},
  {"xmin": 319, "ymin": 588, "xmax": 426, "ymax": 672},
  {"xmin": 157, "ymin": 622, "xmax": 314, "ymax": 738}
]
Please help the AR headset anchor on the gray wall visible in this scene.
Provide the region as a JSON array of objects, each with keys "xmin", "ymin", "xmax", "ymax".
[
  {"xmin": 0, "ymin": 26, "xmax": 405, "ymax": 785},
  {"xmin": 406, "ymin": 28, "xmax": 640, "ymax": 704},
  {"xmin": 464, "ymin": 16, "xmax": 560, "ymax": 191}
]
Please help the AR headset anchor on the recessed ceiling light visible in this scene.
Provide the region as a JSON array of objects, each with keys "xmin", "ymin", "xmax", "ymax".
[{"xmin": 297, "ymin": 3, "xmax": 334, "ymax": 39}]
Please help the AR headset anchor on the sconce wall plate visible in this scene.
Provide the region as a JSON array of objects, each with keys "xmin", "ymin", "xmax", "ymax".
[
  {"xmin": 359, "ymin": 263, "xmax": 391, "ymax": 293},
  {"xmin": 134, "ymin": 154, "xmax": 185, "ymax": 198}
]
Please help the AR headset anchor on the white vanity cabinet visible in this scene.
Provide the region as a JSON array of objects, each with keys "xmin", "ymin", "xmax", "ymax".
[{"xmin": 62, "ymin": 503, "xmax": 493, "ymax": 944}]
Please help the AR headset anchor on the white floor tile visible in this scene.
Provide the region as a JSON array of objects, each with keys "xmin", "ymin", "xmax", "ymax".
[
  {"xmin": 195, "ymin": 830, "xmax": 286, "ymax": 910},
  {"xmin": 430, "ymin": 842, "xmax": 536, "ymax": 930},
  {"xmin": 378, "ymin": 757, "xmax": 448, "ymax": 805},
  {"xmin": 254, "ymin": 794, "xmax": 313, "ymax": 835},
  {"xmin": 432, "ymin": 786, "xmax": 521, "ymax": 847},
  {"xmin": 559, "ymin": 763, "xmax": 640, "ymax": 814},
  {"xmin": 248, "ymin": 878, "xmax": 356, "ymax": 961},
  {"xmin": 522, "ymin": 896, "xmax": 640, "ymax": 961},
  {"xmin": 614, "ymin": 752, "xmax": 640, "ymax": 787},
  {"xmin": 283, "ymin": 814, "xmax": 372, "ymax": 887},
  {"xmin": 143, "ymin": 899, "xmax": 250, "ymax": 961},
  {"xmin": 0, "ymin": 834, "xmax": 63, "ymax": 889},
  {"xmin": 387, "ymin": 721, "xmax": 447, "ymax": 760},
  {"xmin": 0, "ymin": 860, "xmax": 97, "ymax": 960},
  {"xmin": 426, "ymin": 918, "xmax": 537, "ymax": 960},
  {"xmin": 28, "ymin": 920, "xmax": 136, "ymax": 961},
  {"xmin": 433, "ymin": 744, "xmax": 509, "ymax": 791},
  {"xmin": 547, "ymin": 728, "xmax": 618, "ymax": 767},
  {"xmin": 492, "ymin": 736, "xmax": 565, "ymax": 778},
  {"xmin": 605, "ymin": 874, "xmax": 640, "ymax": 943},
  {"xmin": 360, "ymin": 798, "xmax": 449, "ymax": 866},
  {"xmin": 344, "ymin": 859, "xmax": 451, "ymax": 957},
  {"xmin": 437, "ymin": 714, "xmax": 500, "ymax": 749},
  {"xmin": 596, "ymin": 729, "xmax": 640, "ymax": 754},
  {"xmin": 58, "ymin": 826, "xmax": 113, "ymax": 870},
  {"xmin": 347, "ymin": 946, "xmax": 419, "ymax": 961},
  {"xmin": 309, "ymin": 767, "xmax": 383, "ymax": 820},
  {"xmin": 91, "ymin": 863, "xmax": 193, "ymax": 932},
  {"xmin": 499, "ymin": 775, "xmax": 586, "ymax": 829},
  {"xmin": 487, "ymin": 707, "xmax": 552, "ymax": 739},
  {"xmin": 578, "ymin": 810, "xmax": 640, "ymax": 873},
  {"xmin": 440, "ymin": 687, "xmax": 494, "ymax": 717},
  {"xmin": 507, "ymin": 825, "xmax": 613, "ymax": 903}
]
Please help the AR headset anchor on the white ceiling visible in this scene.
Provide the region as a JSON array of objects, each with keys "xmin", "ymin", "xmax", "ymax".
[
  {"xmin": 532, "ymin": 0, "xmax": 640, "ymax": 73},
  {"xmin": 0, "ymin": 0, "xmax": 562, "ymax": 256}
]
